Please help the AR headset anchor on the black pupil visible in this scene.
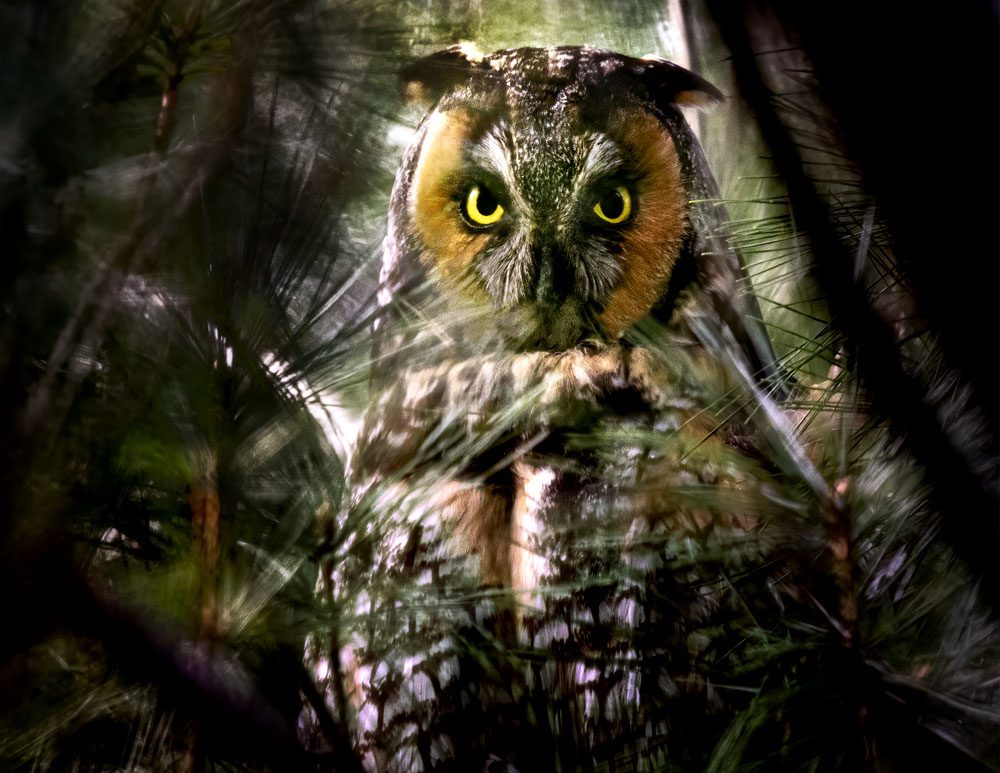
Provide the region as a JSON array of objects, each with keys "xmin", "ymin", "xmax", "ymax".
[
  {"xmin": 476, "ymin": 186, "xmax": 499, "ymax": 216},
  {"xmin": 600, "ymin": 189, "xmax": 625, "ymax": 219}
]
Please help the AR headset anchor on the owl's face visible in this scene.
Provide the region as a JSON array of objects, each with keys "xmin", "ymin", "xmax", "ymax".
[{"xmin": 390, "ymin": 47, "xmax": 721, "ymax": 351}]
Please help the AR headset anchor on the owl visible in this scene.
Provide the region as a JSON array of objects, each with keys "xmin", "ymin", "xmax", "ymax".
[{"xmin": 311, "ymin": 46, "xmax": 783, "ymax": 771}]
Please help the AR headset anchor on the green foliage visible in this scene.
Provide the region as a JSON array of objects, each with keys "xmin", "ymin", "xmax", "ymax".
[{"xmin": 0, "ymin": 1, "xmax": 996, "ymax": 772}]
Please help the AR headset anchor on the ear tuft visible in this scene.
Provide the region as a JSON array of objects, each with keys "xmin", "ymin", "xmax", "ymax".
[
  {"xmin": 634, "ymin": 54, "xmax": 723, "ymax": 108},
  {"xmin": 400, "ymin": 43, "xmax": 488, "ymax": 104}
]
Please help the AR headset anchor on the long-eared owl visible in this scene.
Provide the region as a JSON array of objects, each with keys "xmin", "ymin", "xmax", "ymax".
[{"xmin": 312, "ymin": 46, "xmax": 781, "ymax": 771}]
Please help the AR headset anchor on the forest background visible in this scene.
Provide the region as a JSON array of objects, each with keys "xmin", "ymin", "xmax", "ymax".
[{"xmin": 0, "ymin": 1, "xmax": 996, "ymax": 770}]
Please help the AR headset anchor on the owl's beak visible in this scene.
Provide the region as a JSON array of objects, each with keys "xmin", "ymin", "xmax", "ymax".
[
  {"xmin": 531, "ymin": 240, "xmax": 574, "ymax": 307},
  {"xmin": 523, "ymin": 242, "xmax": 595, "ymax": 349}
]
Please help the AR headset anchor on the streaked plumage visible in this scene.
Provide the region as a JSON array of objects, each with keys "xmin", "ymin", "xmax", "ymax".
[{"xmin": 314, "ymin": 46, "xmax": 783, "ymax": 770}]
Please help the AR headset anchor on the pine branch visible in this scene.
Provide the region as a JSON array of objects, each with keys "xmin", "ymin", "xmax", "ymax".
[{"xmin": 708, "ymin": 0, "xmax": 999, "ymax": 608}]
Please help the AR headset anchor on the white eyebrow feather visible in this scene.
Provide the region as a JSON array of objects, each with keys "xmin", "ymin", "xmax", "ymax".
[
  {"xmin": 466, "ymin": 122, "xmax": 529, "ymax": 212},
  {"xmin": 577, "ymin": 134, "xmax": 626, "ymax": 188}
]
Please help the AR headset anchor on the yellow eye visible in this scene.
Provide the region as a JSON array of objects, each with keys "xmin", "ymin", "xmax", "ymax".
[
  {"xmin": 593, "ymin": 186, "xmax": 632, "ymax": 224},
  {"xmin": 464, "ymin": 184, "xmax": 505, "ymax": 226}
]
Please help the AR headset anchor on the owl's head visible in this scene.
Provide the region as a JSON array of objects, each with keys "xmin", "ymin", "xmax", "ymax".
[{"xmin": 385, "ymin": 46, "xmax": 724, "ymax": 351}]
